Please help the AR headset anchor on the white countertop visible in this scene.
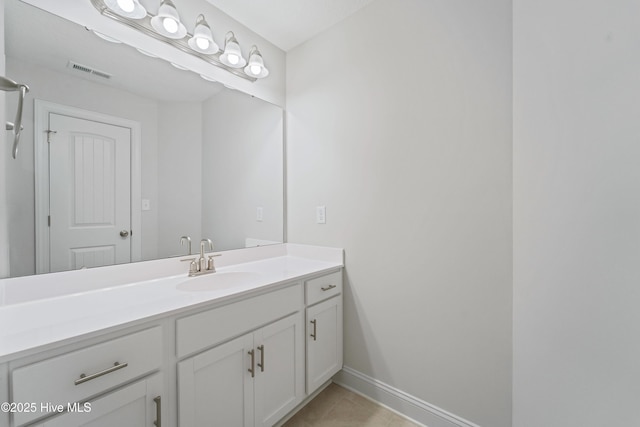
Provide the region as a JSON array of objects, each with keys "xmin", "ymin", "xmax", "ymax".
[{"xmin": 0, "ymin": 244, "xmax": 343, "ymax": 362}]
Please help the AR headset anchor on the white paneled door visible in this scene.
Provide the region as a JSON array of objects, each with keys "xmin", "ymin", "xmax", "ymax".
[{"xmin": 49, "ymin": 113, "xmax": 132, "ymax": 272}]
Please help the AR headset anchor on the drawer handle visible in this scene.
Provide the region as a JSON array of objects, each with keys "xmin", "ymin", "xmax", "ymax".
[
  {"xmin": 154, "ymin": 396, "xmax": 162, "ymax": 427},
  {"xmin": 321, "ymin": 284, "xmax": 337, "ymax": 291},
  {"xmin": 257, "ymin": 345, "xmax": 265, "ymax": 372},
  {"xmin": 310, "ymin": 319, "xmax": 317, "ymax": 341},
  {"xmin": 248, "ymin": 349, "xmax": 255, "ymax": 378},
  {"xmin": 74, "ymin": 361, "xmax": 128, "ymax": 386}
]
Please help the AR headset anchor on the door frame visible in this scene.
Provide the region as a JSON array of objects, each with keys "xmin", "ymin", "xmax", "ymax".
[{"xmin": 34, "ymin": 100, "xmax": 142, "ymax": 274}]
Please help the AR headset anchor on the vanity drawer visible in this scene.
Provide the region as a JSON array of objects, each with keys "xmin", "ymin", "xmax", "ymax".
[
  {"xmin": 305, "ymin": 270, "xmax": 342, "ymax": 306},
  {"xmin": 11, "ymin": 327, "xmax": 162, "ymax": 426},
  {"xmin": 176, "ymin": 284, "xmax": 302, "ymax": 358}
]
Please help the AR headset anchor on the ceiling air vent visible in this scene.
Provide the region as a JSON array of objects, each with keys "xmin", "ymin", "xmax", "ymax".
[{"xmin": 67, "ymin": 61, "xmax": 112, "ymax": 80}]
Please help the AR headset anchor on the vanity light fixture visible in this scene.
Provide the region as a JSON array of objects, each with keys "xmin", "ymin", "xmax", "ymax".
[
  {"xmin": 220, "ymin": 32, "xmax": 246, "ymax": 68},
  {"xmin": 188, "ymin": 15, "xmax": 219, "ymax": 54},
  {"xmin": 150, "ymin": 0, "xmax": 187, "ymax": 39},
  {"xmin": 104, "ymin": 0, "xmax": 146, "ymax": 19},
  {"xmin": 244, "ymin": 46, "xmax": 269, "ymax": 79},
  {"xmin": 90, "ymin": 0, "xmax": 266, "ymax": 82}
]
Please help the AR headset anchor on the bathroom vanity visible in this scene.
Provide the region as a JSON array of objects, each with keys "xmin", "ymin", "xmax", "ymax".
[{"xmin": 0, "ymin": 244, "xmax": 343, "ymax": 427}]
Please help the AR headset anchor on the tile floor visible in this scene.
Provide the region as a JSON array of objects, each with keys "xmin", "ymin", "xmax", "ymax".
[{"xmin": 282, "ymin": 383, "xmax": 420, "ymax": 427}]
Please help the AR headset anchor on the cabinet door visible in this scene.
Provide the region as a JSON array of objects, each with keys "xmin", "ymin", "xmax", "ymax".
[
  {"xmin": 178, "ymin": 333, "xmax": 254, "ymax": 427},
  {"xmin": 0, "ymin": 363, "xmax": 8, "ymax": 427},
  {"xmin": 34, "ymin": 374, "xmax": 163, "ymax": 427},
  {"xmin": 306, "ymin": 295, "xmax": 343, "ymax": 393},
  {"xmin": 253, "ymin": 313, "xmax": 304, "ymax": 427}
]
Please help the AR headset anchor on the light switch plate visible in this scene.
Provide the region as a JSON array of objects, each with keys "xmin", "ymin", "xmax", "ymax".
[
  {"xmin": 257, "ymin": 207, "xmax": 264, "ymax": 221},
  {"xmin": 316, "ymin": 206, "xmax": 326, "ymax": 224},
  {"xmin": 141, "ymin": 199, "xmax": 151, "ymax": 211}
]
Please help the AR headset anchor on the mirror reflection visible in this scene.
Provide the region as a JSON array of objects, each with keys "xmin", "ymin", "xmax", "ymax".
[{"xmin": 4, "ymin": 0, "xmax": 284, "ymax": 277}]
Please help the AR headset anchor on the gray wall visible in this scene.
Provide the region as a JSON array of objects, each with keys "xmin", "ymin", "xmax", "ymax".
[
  {"xmin": 513, "ymin": 0, "xmax": 640, "ymax": 425},
  {"xmin": 157, "ymin": 101, "xmax": 202, "ymax": 258},
  {"xmin": 286, "ymin": 0, "xmax": 513, "ymax": 426},
  {"xmin": 202, "ymin": 89, "xmax": 284, "ymax": 250}
]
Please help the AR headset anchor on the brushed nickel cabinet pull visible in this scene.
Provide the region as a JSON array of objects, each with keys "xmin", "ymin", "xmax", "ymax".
[
  {"xmin": 153, "ymin": 396, "xmax": 162, "ymax": 427},
  {"xmin": 74, "ymin": 362, "xmax": 128, "ymax": 385},
  {"xmin": 257, "ymin": 345, "xmax": 265, "ymax": 372},
  {"xmin": 321, "ymin": 284, "xmax": 337, "ymax": 291},
  {"xmin": 310, "ymin": 319, "xmax": 317, "ymax": 341},
  {"xmin": 248, "ymin": 349, "xmax": 255, "ymax": 378}
]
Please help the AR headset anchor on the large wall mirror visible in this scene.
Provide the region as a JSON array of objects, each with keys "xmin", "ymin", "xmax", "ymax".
[{"xmin": 4, "ymin": 0, "xmax": 284, "ymax": 277}]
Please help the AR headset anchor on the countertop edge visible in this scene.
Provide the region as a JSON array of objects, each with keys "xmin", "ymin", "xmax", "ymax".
[{"xmin": 0, "ymin": 260, "xmax": 343, "ymax": 363}]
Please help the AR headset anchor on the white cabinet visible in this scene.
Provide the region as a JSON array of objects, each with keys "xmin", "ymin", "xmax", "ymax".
[
  {"xmin": 178, "ymin": 333, "xmax": 253, "ymax": 427},
  {"xmin": 3, "ymin": 264, "xmax": 344, "ymax": 427},
  {"xmin": 304, "ymin": 271, "xmax": 343, "ymax": 394},
  {"xmin": 306, "ymin": 296, "xmax": 343, "ymax": 394},
  {"xmin": 254, "ymin": 313, "xmax": 304, "ymax": 427},
  {"xmin": 0, "ymin": 363, "xmax": 8, "ymax": 427},
  {"xmin": 32, "ymin": 374, "xmax": 163, "ymax": 427},
  {"xmin": 304, "ymin": 271, "xmax": 342, "ymax": 306},
  {"xmin": 10, "ymin": 327, "xmax": 163, "ymax": 426},
  {"xmin": 178, "ymin": 312, "xmax": 304, "ymax": 427},
  {"xmin": 176, "ymin": 285, "xmax": 302, "ymax": 359}
]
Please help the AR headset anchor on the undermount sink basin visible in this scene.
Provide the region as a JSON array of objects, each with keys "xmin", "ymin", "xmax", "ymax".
[{"xmin": 176, "ymin": 272, "xmax": 262, "ymax": 292}]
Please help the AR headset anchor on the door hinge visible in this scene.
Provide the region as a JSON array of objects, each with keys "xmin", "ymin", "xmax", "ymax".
[
  {"xmin": 45, "ymin": 130, "xmax": 57, "ymax": 143},
  {"xmin": 48, "ymin": 215, "xmax": 51, "ymax": 227}
]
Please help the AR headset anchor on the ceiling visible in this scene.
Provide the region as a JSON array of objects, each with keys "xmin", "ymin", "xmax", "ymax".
[{"xmin": 205, "ymin": 0, "xmax": 376, "ymax": 51}]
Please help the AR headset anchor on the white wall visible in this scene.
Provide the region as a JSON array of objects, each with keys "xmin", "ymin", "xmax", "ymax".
[
  {"xmin": 4, "ymin": 58, "xmax": 160, "ymax": 275},
  {"xmin": 287, "ymin": 0, "xmax": 512, "ymax": 426},
  {"xmin": 202, "ymin": 90, "xmax": 284, "ymax": 250},
  {"xmin": 513, "ymin": 1, "xmax": 640, "ymax": 426},
  {"xmin": 157, "ymin": 101, "xmax": 202, "ymax": 258}
]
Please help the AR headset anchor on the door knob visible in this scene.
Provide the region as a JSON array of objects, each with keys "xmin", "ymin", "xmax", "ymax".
[{"xmin": 120, "ymin": 230, "xmax": 130, "ymax": 237}]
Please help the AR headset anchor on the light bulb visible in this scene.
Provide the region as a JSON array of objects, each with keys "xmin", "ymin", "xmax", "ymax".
[
  {"xmin": 116, "ymin": 0, "xmax": 135, "ymax": 12},
  {"xmin": 250, "ymin": 64, "xmax": 262, "ymax": 75},
  {"xmin": 195, "ymin": 37, "xmax": 210, "ymax": 50},
  {"xmin": 163, "ymin": 17, "xmax": 178, "ymax": 33},
  {"xmin": 227, "ymin": 54, "xmax": 239, "ymax": 65}
]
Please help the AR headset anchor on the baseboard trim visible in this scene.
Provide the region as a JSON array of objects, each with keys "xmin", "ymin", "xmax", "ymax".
[{"xmin": 334, "ymin": 366, "xmax": 481, "ymax": 427}]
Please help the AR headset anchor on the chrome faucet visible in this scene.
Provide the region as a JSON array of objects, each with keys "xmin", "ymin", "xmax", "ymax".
[
  {"xmin": 180, "ymin": 236, "xmax": 192, "ymax": 255},
  {"xmin": 199, "ymin": 239, "xmax": 213, "ymax": 272},
  {"xmin": 181, "ymin": 238, "xmax": 221, "ymax": 277}
]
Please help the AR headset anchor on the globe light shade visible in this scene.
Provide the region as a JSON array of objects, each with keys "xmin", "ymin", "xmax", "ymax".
[
  {"xmin": 188, "ymin": 15, "xmax": 219, "ymax": 54},
  {"xmin": 220, "ymin": 32, "xmax": 246, "ymax": 68},
  {"xmin": 104, "ymin": 0, "xmax": 147, "ymax": 19},
  {"xmin": 244, "ymin": 46, "xmax": 269, "ymax": 78},
  {"xmin": 150, "ymin": 0, "xmax": 187, "ymax": 39}
]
